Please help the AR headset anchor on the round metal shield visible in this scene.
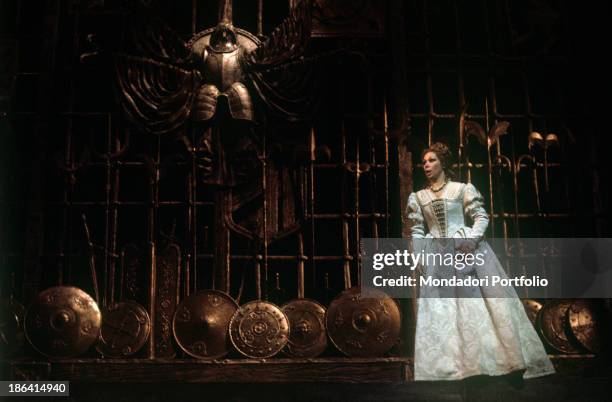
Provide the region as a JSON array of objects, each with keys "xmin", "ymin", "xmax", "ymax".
[
  {"xmin": 281, "ymin": 298, "xmax": 327, "ymax": 358},
  {"xmin": 24, "ymin": 286, "xmax": 101, "ymax": 358},
  {"xmin": 325, "ymin": 287, "xmax": 401, "ymax": 357},
  {"xmin": 537, "ymin": 300, "xmax": 580, "ymax": 354},
  {"xmin": 173, "ymin": 290, "xmax": 238, "ymax": 359},
  {"xmin": 0, "ymin": 299, "xmax": 25, "ymax": 357},
  {"xmin": 522, "ymin": 299, "xmax": 543, "ymax": 327},
  {"xmin": 97, "ymin": 300, "xmax": 151, "ymax": 357},
  {"xmin": 229, "ymin": 300, "xmax": 290, "ymax": 358},
  {"xmin": 566, "ymin": 300, "xmax": 601, "ymax": 353}
]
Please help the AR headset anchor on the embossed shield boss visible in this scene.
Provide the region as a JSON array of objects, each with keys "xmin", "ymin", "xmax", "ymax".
[
  {"xmin": 566, "ymin": 300, "xmax": 601, "ymax": 353},
  {"xmin": 281, "ymin": 298, "xmax": 327, "ymax": 358},
  {"xmin": 326, "ymin": 287, "xmax": 401, "ymax": 357},
  {"xmin": 173, "ymin": 290, "xmax": 239, "ymax": 359},
  {"xmin": 229, "ymin": 300, "xmax": 290, "ymax": 358},
  {"xmin": 537, "ymin": 299, "xmax": 579, "ymax": 354},
  {"xmin": 24, "ymin": 286, "xmax": 101, "ymax": 357},
  {"xmin": 97, "ymin": 300, "xmax": 151, "ymax": 357}
]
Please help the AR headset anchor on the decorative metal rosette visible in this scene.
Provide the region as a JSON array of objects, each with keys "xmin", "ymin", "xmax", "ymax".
[{"xmin": 229, "ymin": 300, "xmax": 290, "ymax": 358}]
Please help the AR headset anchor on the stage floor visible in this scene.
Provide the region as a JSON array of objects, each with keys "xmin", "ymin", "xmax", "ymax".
[{"xmin": 3, "ymin": 355, "xmax": 612, "ymax": 401}]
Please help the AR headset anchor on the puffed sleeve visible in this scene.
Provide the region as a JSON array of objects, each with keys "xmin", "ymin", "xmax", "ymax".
[
  {"xmin": 406, "ymin": 192, "xmax": 426, "ymax": 239},
  {"xmin": 463, "ymin": 183, "xmax": 489, "ymax": 239}
]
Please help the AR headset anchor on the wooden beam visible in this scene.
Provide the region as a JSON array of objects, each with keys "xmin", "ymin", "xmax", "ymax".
[{"xmin": 9, "ymin": 358, "xmax": 413, "ymax": 383}]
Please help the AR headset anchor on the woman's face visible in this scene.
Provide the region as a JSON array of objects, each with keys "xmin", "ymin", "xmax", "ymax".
[{"xmin": 423, "ymin": 151, "xmax": 443, "ymax": 180}]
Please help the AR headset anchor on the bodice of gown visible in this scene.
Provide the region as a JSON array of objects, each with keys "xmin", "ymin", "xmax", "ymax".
[{"xmin": 406, "ymin": 181, "xmax": 489, "ymax": 239}]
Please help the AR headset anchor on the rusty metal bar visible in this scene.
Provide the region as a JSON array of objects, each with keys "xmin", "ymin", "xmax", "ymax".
[
  {"xmin": 186, "ymin": 126, "xmax": 204, "ymax": 296},
  {"xmin": 205, "ymin": 254, "xmax": 344, "ymax": 262},
  {"xmin": 147, "ymin": 241, "xmax": 156, "ymax": 359},
  {"xmin": 255, "ymin": 255, "xmax": 262, "ymax": 300},
  {"xmin": 186, "ymin": 134, "xmax": 196, "ymax": 296},
  {"xmin": 82, "ymin": 214, "xmax": 100, "ymax": 304},
  {"xmin": 354, "ymin": 137, "xmax": 361, "ymax": 286},
  {"xmin": 213, "ymin": 189, "xmax": 231, "ymax": 292},
  {"xmin": 184, "ymin": 167, "xmax": 192, "ymax": 297},
  {"xmin": 191, "ymin": 0, "xmax": 197, "ymax": 35},
  {"xmin": 309, "ymin": 126, "xmax": 316, "ymax": 290},
  {"xmin": 315, "ymin": 163, "xmax": 388, "ymax": 169},
  {"xmin": 490, "ymin": 81, "xmax": 511, "ymax": 241},
  {"xmin": 107, "ymin": 115, "xmax": 121, "ymax": 305},
  {"xmin": 408, "ymin": 112, "xmax": 572, "ymax": 119},
  {"xmin": 453, "ymin": 0, "xmax": 466, "ymax": 182},
  {"xmin": 415, "ymin": 161, "xmax": 562, "ymax": 170},
  {"xmin": 7, "ymin": 110, "xmax": 578, "ymax": 120},
  {"xmin": 119, "ymin": 247, "xmax": 125, "ymax": 301},
  {"xmin": 422, "ymin": 0, "xmax": 433, "ymax": 147},
  {"xmin": 297, "ymin": 232, "xmax": 305, "ymax": 299},
  {"xmin": 262, "ymin": 122, "xmax": 269, "ymax": 299},
  {"xmin": 485, "ymin": 99, "xmax": 496, "ymax": 237},
  {"xmin": 212, "ymin": 127, "xmax": 230, "ymax": 293},
  {"xmin": 257, "ymin": 0, "xmax": 263, "ymax": 37},
  {"xmin": 383, "ymin": 98, "xmax": 390, "ymax": 237},
  {"xmin": 146, "ymin": 123, "xmax": 162, "ymax": 358},
  {"xmin": 47, "ymin": 201, "xmax": 216, "ymax": 207},
  {"xmin": 102, "ymin": 115, "xmax": 112, "ymax": 307},
  {"xmin": 305, "ymin": 213, "xmax": 390, "ymax": 219},
  {"xmin": 340, "ymin": 116, "xmax": 351, "ymax": 290}
]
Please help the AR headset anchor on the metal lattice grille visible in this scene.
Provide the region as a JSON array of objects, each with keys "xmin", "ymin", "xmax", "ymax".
[
  {"xmin": 2, "ymin": 1, "xmax": 393, "ymax": 317},
  {"xmin": 0, "ymin": 0, "xmax": 605, "ymax": 361},
  {"xmin": 407, "ymin": 1, "xmax": 582, "ymax": 237},
  {"xmin": 401, "ymin": 0, "xmax": 602, "ymax": 298}
]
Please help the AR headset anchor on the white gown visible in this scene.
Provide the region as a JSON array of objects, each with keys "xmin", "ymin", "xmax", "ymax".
[{"xmin": 406, "ymin": 181, "xmax": 555, "ymax": 381}]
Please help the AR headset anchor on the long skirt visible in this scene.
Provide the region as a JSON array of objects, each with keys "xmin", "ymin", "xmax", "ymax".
[{"xmin": 413, "ymin": 241, "xmax": 556, "ymax": 381}]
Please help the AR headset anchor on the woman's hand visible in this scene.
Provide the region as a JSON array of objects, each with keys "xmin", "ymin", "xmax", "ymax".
[{"xmin": 455, "ymin": 238, "xmax": 477, "ymax": 254}]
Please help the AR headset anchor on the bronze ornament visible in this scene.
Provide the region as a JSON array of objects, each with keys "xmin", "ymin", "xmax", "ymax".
[
  {"xmin": 151, "ymin": 242, "xmax": 181, "ymax": 358},
  {"xmin": 281, "ymin": 298, "xmax": 327, "ymax": 358},
  {"xmin": 97, "ymin": 300, "xmax": 151, "ymax": 358},
  {"xmin": 173, "ymin": 290, "xmax": 238, "ymax": 359},
  {"xmin": 537, "ymin": 300, "xmax": 580, "ymax": 354},
  {"xmin": 326, "ymin": 287, "xmax": 401, "ymax": 357},
  {"xmin": 522, "ymin": 299, "xmax": 543, "ymax": 327},
  {"xmin": 0, "ymin": 299, "xmax": 26, "ymax": 357},
  {"xmin": 566, "ymin": 300, "xmax": 601, "ymax": 353},
  {"xmin": 229, "ymin": 300, "xmax": 290, "ymax": 358},
  {"xmin": 24, "ymin": 286, "xmax": 101, "ymax": 358}
]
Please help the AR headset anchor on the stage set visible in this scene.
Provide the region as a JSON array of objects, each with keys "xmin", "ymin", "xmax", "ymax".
[{"xmin": 1, "ymin": 0, "xmax": 610, "ymax": 401}]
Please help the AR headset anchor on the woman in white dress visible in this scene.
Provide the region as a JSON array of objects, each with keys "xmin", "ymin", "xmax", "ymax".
[{"xmin": 406, "ymin": 142, "xmax": 555, "ymax": 381}]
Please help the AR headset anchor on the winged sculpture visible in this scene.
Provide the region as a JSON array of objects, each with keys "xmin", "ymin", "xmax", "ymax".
[
  {"xmin": 115, "ymin": 0, "xmax": 315, "ymax": 135},
  {"xmin": 114, "ymin": 0, "xmax": 319, "ymax": 292}
]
